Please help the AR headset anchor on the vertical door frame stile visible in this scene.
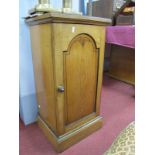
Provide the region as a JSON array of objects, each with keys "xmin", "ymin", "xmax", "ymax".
[
  {"xmin": 94, "ymin": 47, "xmax": 100, "ymax": 115},
  {"xmin": 52, "ymin": 24, "xmax": 65, "ymax": 135},
  {"xmin": 50, "ymin": 24, "xmax": 59, "ymax": 136},
  {"xmin": 62, "ymin": 49, "xmax": 69, "ymax": 126},
  {"xmin": 95, "ymin": 27, "xmax": 106, "ymax": 115}
]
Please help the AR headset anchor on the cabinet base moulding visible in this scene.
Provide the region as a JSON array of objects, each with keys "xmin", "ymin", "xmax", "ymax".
[{"xmin": 38, "ymin": 115, "xmax": 103, "ymax": 152}]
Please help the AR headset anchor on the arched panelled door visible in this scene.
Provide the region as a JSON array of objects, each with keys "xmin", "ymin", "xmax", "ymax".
[{"xmin": 63, "ymin": 34, "xmax": 99, "ymax": 125}]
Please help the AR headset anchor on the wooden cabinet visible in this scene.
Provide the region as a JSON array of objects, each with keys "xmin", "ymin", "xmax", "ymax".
[{"xmin": 26, "ymin": 13, "xmax": 111, "ymax": 152}]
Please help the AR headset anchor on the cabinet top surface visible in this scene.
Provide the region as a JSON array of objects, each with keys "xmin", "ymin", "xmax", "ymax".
[{"xmin": 25, "ymin": 12, "xmax": 112, "ymax": 26}]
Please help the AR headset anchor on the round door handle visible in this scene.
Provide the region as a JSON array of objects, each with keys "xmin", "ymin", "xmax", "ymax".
[{"xmin": 57, "ymin": 86, "xmax": 64, "ymax": 92}]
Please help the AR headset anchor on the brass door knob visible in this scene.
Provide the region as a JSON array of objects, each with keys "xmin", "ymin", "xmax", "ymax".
[{"xmin": 57, "ymin": 86, "xmax": 64, "ymax": 92}]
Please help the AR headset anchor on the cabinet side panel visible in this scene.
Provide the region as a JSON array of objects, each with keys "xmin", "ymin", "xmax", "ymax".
[{"xmin": 30, "ymin": 24, "xmax": 57, "ymax": 132}]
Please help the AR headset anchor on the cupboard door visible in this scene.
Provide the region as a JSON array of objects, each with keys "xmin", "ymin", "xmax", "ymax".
[
  {"xmin": 53, "ymin": 23, "xmax": 105, "ymax": 133},
  {"xmin": 63, "ymin": 34, "xmax": 99, "ymax": 125}
]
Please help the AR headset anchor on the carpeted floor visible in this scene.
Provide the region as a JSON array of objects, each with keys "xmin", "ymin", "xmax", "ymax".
[{"xmin": 19, "ymin": 75, "xmax": 135, "ymax": 155}]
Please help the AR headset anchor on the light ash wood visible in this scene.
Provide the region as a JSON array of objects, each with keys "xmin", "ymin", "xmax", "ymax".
[{"xmin": 26, "ymin": 13, "xmax": 110, "ymax": 152}]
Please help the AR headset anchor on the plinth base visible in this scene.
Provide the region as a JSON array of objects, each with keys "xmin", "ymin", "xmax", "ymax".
[{"xmin": 38, "ymin": 116, "xmax": 103, "ymax": 152}]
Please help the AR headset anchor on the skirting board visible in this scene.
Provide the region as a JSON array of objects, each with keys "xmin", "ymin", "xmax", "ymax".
[
  {"xmin": 38, "ymin": 115, "xmax": 103, "ymax": 152},
  {"xmin": 106, "ymin": 73, "xmax": 135, "ymax": 85},
  {"xmin": 19, "ymin": 93, "xmax": 38, "ymax": 125}
]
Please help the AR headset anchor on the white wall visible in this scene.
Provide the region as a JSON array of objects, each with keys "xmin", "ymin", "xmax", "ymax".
[
  {"xmin": 72, "ymin": 0, "xmax": 80, "ymax": 12},
  {"xmin": 19, "ymin": 0, "xmax": 80, "ymax": 125},
  {"xmin": 19, "ymin": 0, "xmax": 38, "ymax": 125}
]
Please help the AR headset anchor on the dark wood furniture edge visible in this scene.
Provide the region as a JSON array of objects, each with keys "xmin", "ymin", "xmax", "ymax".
[
  {"xmin": 113, "ymin": 0, "xmax": 133, "ymax": 25},
  {"xmin": 105, "ymin": 72, "xmax": 135, "ymax": 85}
]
